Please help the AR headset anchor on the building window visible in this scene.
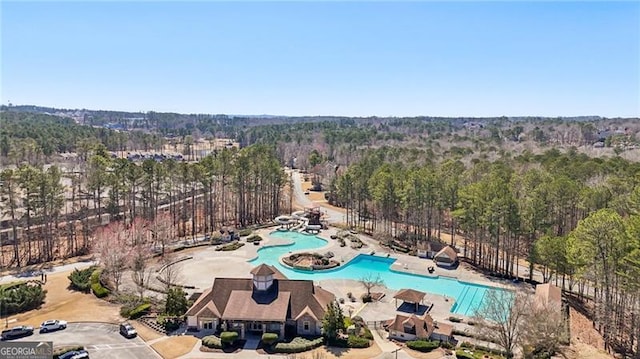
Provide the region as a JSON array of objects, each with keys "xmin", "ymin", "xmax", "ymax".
[
  {"xmin": 303, "ymin": 321, "xmax": 310, "ymax": 331},
  {"xmin": 203, "ymin": 321, "xmax": 214, "ymax": 330}
]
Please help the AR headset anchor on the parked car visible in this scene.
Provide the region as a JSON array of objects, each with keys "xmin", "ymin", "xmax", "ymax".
[
  {"xmin": 40, "ymin": 319, "xmax": 68, "ymax": 333},
  {"xmin": 119, "ymin": 323, "xmax": 137, "ymax": 338},
  {"xmin": 1, "ymin": 325, "xmax": 34, "ymax": 340},
  {"xmin": 58, "ymin": 350, "xmax": 89, "ymax": 359}
]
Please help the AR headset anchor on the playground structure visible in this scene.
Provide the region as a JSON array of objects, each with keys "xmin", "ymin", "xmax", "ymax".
[{"xmin": 274, "ymin": 206, "xmax": 326, "ymax": 233}]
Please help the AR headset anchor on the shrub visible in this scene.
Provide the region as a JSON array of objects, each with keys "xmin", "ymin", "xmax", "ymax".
[
  {"xmin": 361, "ymin": 293, "xmax": 372, "ymax": 303},
  {"xmin": 157, "ymin": 315, "xmax": 181, "ymax": 332},
  {"xmin": 406, "ymin": 340, "xmax": 439, "ymax": 352},
  {"xmin": 440, "ymin": 341, "xmax": 455, "ymax": 349},
  {"xmin": 247, "ymin": 234, "xmax": 263, "ymax": 242},
  {"xmin": 238, "ymin": 229, "xmax": 253, "ymax": 237},
  {"xmin": 90, "ymin": 268, "xmax": 110, "ymax": 298},
  {"xmin": 68, "ymin": 266, "xmax": 96, "ymax": 292},
  {"xmin": 220, "ymin": 331, "xmax": 239, "ymax": 345},
  {"xmin": 363, "ymin": 327, "xmax": 373, "ymax": 340},
  {"xmin": 127, "ymin": 303, "xmax": 151, "ymax": 319},
  {"xmin": 91, "ymin": 283, "xmax": 110, "ymax": 298},
  {"xmin": 455, "ymin": 350, "xmax": 475, "ymax": 359},
  {"xmin": 448, "ymin": 316, "xmax": 463, "ymax": 323},
  {"xmin": 202, "ymin": 335, "xmax": 223, "ymax": 349},
  {"xmin": 261, "ymin": 332, "xmax": 279, "ymax": 345},
  {"xmin": 0, "ymin": 282, "xmax": 46, "ymax": 315},
  {"xmin": 53, "ymin": 346, "xmax": 85, "ymax": 359},
  {"xmin": 347, "ymin": 335, "xmax": 370, "ymax": 348},
  {"xmin": 273, "ymin": 337, "xmax": 324, "ymax": 353},
  {"xmin": 216, "ymin": 242, "xmax": 245, "ymax": 251}
]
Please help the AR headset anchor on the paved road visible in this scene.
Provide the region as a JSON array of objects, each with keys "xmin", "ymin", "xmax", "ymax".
[
  {"xmin": 290, "ymin": 171, "xmax": 344, "ymax": 223},
  {"xmin": 0, "ymin": 261, "xmax": 97, "ymax": 285},
  {"xmin": 10, "ymin": 322, "xmax": 160, "ymax": 359}
]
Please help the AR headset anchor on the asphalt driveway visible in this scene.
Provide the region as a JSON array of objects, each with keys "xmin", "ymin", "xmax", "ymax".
[{"xmin": 9, "ymin": 322, "xmax": 160, "ymax": 359}]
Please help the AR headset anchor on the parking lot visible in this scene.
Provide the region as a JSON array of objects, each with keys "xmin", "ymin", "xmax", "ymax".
[{"xmin": 11, "ymin": 322, "xmax": 160, "ymax": 359}]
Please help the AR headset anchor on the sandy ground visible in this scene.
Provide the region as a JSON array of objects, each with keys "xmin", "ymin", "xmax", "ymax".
[
  {"xmin": 151, "ymin": 336, "xmax": 199, "ymax": 359},
  {"xmin": 8, "ymin": 269, "xmax": 122, "ymax": 328}
]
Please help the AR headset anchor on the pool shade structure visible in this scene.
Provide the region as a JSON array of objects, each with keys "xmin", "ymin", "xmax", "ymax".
[
  {"xmin": 433, "ymin": 246, "xmax": 458, "ymax": 268},
  {"xmin": 394, "ymin": 288, "xmax": 426, "ymax": 313}
]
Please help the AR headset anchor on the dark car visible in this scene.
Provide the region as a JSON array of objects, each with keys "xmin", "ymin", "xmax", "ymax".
[
  {"xmin": 119, "ymin": 323, "xmax": 137, "ymax": 338},
  {"xmin": 58, "ymin": 350, "xmax": 89, "ymax": 359},
  {"xmin": 1, "ymin": 325, "xmax": 34, "ymax": 340}
]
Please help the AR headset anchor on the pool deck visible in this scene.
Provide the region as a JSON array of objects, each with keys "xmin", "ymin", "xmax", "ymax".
[{"xmin": 122, "ymin": 226, "xmax": 527, "ymax": 328}]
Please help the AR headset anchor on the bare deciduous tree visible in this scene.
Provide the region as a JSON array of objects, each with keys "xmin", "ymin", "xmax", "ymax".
[
  {"xmin": 93, "ymin": 222, "xmax": 131, "ymax": 291},
  {"xmin": 131, "ymin": 242, "xmax": 154, "ymax": 298},
  {"xmin": 158, "ymin": 254, "xmax": 183, "ymax": 293},
  {"xmin": 359, "ymin": 273, "xmax": 384, "ymax": 297},
  {"xmin": 472, "ymin": 289, "xmax": 530, "ymax": 358},
  {"xmin": 521, "ymin": 300, "xmax": 569, "ymax": 358},
  {"xmin": 150, "ymin": 212, "xmax": 176, "ymax": 256}
]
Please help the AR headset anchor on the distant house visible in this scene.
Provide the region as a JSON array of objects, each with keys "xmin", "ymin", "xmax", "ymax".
[
  {"xmin": 386, "ymin": 314, "xmax": 453, "ymax": 342},
  {"xmin": 433, "ymin": 246, "xmax": 458, "ymax": 268},
  {"xmin": 185, "ymin": 264, "xmax": 334, "ymax": 339}
]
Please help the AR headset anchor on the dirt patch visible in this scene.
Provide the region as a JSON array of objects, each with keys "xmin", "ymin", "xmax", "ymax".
[
  {"xmin": 565, "ymin": 341, "xmax": 613, "ymax": 359},
  {"xmin": 404, "ymin": 347, "xmax": 449, "ymax": 359},
  {"xmin": 151, "ymin": 336, "xmax": 198, "ymax": 359},
  {"xmin": 567, "ymin": 306, "xmax": 613, "ymax": 358},
  {"xmin": 295, "ymin": 342, "xmax": 382, "ymax": 359},
  {"xmin": 9, "ymin": 269, "xmax": 121, "ymax": 328}
]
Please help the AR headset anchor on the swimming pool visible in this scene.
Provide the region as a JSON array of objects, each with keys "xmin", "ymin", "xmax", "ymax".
[{"xmin": 249, "ymin": 231, "xmax": 501, "ymax": 315}]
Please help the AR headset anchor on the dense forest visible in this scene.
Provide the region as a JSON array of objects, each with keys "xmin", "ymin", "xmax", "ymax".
[{"xmin": 1, "ymin": 107, "xmax": 639, "ymax": 356}]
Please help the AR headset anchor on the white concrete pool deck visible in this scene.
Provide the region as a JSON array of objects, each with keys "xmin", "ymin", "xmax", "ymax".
[{"xmin": 156, "ymin": 227, "xmax": 525, "ymax": 325}]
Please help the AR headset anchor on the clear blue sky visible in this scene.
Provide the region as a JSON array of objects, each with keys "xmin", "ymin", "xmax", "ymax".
[{"xmin": 1, "ymin": 1, "xmax": 639, "ymax": 117}]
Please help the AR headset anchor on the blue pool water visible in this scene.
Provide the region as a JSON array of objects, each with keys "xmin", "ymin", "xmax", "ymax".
[{"xmin": 249, "ymin": 231, "xmax": 501, "ymax": 315}]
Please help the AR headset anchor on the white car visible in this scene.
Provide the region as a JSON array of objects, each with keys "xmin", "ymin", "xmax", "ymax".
[{"xmin": 40, "ymin": 319, "xmax": 67, "ymax": 333}]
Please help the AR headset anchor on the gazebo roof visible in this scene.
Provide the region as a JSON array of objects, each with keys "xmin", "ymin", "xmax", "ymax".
[
  {"xmin": 393, "ymin": 288, "xmax": 426, "ymax": 304},
  {"xmin": 435, "ymin": 246, "xmax": 457, "ymax": 260}
]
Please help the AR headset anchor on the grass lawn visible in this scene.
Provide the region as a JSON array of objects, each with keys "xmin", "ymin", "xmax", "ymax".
[
  {"xmin": 151, "ymin": 336, "xmax": 198, "ymax": 359},
  {"xmin": 130, "ymin": 321, "xmax": 165, "ymax": 342}
]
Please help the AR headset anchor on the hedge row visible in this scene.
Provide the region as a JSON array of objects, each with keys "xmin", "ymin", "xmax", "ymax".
[
  {"xmin": 273, "ymin": 337, "xmax": 324, "ymax": 353},
  {"xmin": 406, "ymin": 340, "xmax": 439, "ymax": 352},
  {"xmin": 128, "ymin": 303, "xmax": 151, "ymax": 319},
  {"xmin": 247, "ymin": 234, "xmax": 263, "ymax": 242},
  {"xmin": 347, "ymin": 335, "xmax": 370, "ymax": 348},
  {"xmin": 460, "ymin": 342, "xmax": 507, "ymax": 356},
  {"xmin": 53, "ymin": 345, "xmax": 84, "ymax": 359},
  {"xmin": 202, "ymin": 335, "xmax": 223, "ymax": 349},
  {"xmin": 90, "ymin": 268, "xmax": 110, "ymax": 298}
]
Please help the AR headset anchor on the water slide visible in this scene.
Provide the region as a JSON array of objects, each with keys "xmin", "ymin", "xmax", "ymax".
[
  {"xmin": 291, "ymin": 211, "xmax": 309, "ymax": 232},
  {"xmin": 275, "ymin": 215, "xmax": 294, "ymax": 225}
]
